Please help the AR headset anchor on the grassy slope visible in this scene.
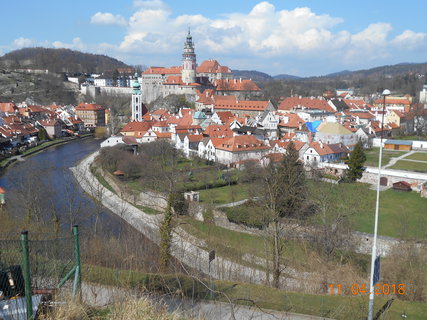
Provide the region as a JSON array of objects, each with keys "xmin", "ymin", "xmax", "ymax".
[
  {"xmin": 198, "ymin": 183, "xmax": 250, "ymax": 204},
  {"xmin": 364, "ymin": 148, "xmax": 408, "ymax": 167},
  {"xmin": 389, "ymin": 160, "xmax": 427, "ymax": 172},
  {"xmin": 405, "ymin": 152, "xmax": 427, "ymax": 161},
  {"xmin": 82, "ymin": 264, "xmax": 427, "ymax": 320},
  {"xmin": 334, "ymin": 184, "xmax": 426, "ymax": 239}
]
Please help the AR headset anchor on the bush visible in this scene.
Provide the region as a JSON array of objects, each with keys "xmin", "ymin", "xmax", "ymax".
[{"xmin": 169, "ymin": 192, "xmax": 188, "ymax": 215}]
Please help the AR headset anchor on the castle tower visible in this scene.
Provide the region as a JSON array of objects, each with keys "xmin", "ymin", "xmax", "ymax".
[
  {"xmin": 131, "ymin": 73, "xmax": 143, "ymax": 121},
  {"xmin": 181, "ymin": 28, "xmax": 197, "ymax": 84}
]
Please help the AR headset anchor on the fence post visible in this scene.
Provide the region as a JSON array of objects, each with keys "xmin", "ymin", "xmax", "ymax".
[
  {"xmin": 21, "ymin": 231, "xmax": 33, "ymax": 320},
  {"xmin": 72, "ymin": 225, "xmax": 81, "ymax": 298}
]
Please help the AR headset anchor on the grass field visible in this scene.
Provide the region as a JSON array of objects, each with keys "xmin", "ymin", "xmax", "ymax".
[
  {"xmin": 389, "ymin": 160, "xmax": 427, "ymax": 173},
  {"xmin": 327, "ymin": 183, "xmax": 427, "ymax": 239},
  {"xmin": 404, "ymin": 152, "xmax": 427, "ymax": 161},
  {"xmin": 198, "ymin": 183, "xmax": 250, "ymax": 204},
  {"xmin": 364, "ymin": 148, "xmax": 408, "ymax": 167}
]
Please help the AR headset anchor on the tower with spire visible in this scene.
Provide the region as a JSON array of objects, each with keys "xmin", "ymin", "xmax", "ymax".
[
  {"xmin": 181, "ymin": 28, "xmax": 197, "ymax": 84},
  {"xmin": 131, "ymin": 73, "xmax": 143, "ymax": 121}
]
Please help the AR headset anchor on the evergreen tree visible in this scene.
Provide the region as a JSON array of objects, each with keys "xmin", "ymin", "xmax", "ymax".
[
  {"xmin": 261, "ymin": 141, "xmax": 307, "ymax": 288},
  {"xmin": 159, "ymin": 195, "xmax": 173, "ymax": 273},
  {"xmin": 346, "ymin": 141, "xmax": 366, "ymax": 182}
]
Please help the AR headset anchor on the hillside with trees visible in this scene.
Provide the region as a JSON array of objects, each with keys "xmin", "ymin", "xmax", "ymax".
[{"xmin": 0, "ymin": 47, "xmax": 129, "ymax": 73}]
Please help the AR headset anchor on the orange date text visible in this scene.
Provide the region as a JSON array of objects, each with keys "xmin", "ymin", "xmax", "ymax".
[{"xmin": 328, "ymin": 283, "xmax": 406, "ymax": 295}]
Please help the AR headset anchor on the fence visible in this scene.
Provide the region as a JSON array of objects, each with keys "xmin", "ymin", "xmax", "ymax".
[{"xmin": 0, "ymin": 225, "xmax": 81, "ymax": 319}]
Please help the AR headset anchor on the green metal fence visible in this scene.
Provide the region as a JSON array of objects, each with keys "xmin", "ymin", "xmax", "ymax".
[{"xmin": 0, "ymin": 225, "xmax": 81, "ymax": 319}]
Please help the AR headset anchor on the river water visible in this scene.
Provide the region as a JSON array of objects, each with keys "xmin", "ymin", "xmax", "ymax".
[{"xmin": 0, "ymin": 138, "xmax": 123, "ymax": 234}]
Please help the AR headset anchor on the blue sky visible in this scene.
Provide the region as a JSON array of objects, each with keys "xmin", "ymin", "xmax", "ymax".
[{"xmin": 1, "ymin": 0, "xmax": 426, "ymax": 77}]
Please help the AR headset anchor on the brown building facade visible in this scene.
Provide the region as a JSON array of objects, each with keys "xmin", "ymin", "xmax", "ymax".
[{"xmin": 75, "ymin": 103, "xmax": 106, "ymax": 128}]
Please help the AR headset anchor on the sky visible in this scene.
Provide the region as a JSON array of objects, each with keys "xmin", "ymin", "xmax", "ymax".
[{"xmin": 1, "ymin": 0, "xmax": 427, "ymax": 77}]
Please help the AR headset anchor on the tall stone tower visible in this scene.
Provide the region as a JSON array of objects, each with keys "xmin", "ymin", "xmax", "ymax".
[
  {"xmin": 131, "ymin": 73, "xmax": 143, "ymax": 121},
  {"xmin": 181, "ymin": 28, "xmax": 197, "ymax": 84}
]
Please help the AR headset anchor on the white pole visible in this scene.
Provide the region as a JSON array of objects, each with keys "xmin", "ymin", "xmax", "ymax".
[{"xmin": 367, "ymin": 89, "xmax": 390, "ymax": 320}]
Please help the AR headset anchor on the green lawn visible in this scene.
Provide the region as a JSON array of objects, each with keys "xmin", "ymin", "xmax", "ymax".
[
  {"xmin": 198, "ymin": 183, "xmax": 250, "ymax": 204},
  {"xmin": 405, "ymin": 152, "xmax": 427, "ymax": 161},
  {"xmin": 364, "ymin": 148, "xmax": 408, "ymax": 167},
  {"xmin": 342, "ymin": 185, "xmax": 427, "ymax": 239},
  {"xmin": 389, "ymin": 160, "xmax": 427, "ymax": 173}
]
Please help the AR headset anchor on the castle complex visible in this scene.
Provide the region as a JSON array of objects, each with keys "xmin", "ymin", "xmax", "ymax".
[{"xmin": 138, "ymin": 30, "xmax": 258, "ymax": 103}]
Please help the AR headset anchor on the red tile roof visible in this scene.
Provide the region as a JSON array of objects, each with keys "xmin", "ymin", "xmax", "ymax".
[
  {"xmin": 76, "ymin": 103, "xmax": 106, "ymax": 111},
  {"xmin": 204, "ymin": 124, "xmax": 234, "ymax": 138},
  {"xmin": 309, "ymin": 142, "xmax": 349, "ymax": 156},
  {"xmin": 214, "ymin": 79, "xmax": 260, "ymax": 91},
  {"xmin": 196, "ymin": 60, "xmax": 231, "ymax": 74},
  {"xmin": 344, "ymin": 111, "xmax": 375, "ymax": 119},
  {"xmin": 216, "ymin": 135, "xmax": 270, "ymax": 152},
  {"xmin": 214, "ymin": 96, "xmax": 270, "ymax": 111},
  {"xmin": 186, "ymin": 134, "xmax": 204, "ymax": 142},
  {"xmin": 143, "ymin": 66, "xmax": 182, "ymax": 75},
  {"xmin": 278, "ymin": 97, "xmax": 335, "ymax": 112},
  {"xmin": 214, "ymin": 111, "xmax": 234, "ymax": 123},
  {"xmin": 120, "ymin": 121, "xmax": 153, "ymax": 134},
  {"xmin": 0, "ymin": 103, "xmax": 17, "ymax": 113},
  {"xmin": 164, "ymin": 75, "xmax": 185, "ymax": 85},
  {"xmin": 39, "ymin": 119, "xmax": 59, "ymax": 127},
  {"xmin": 154, "ymin": 132, "xmax": 172, "ymax": 139},
  {"xmin": 374, "ymin": 98, "xmax": 411, "ymax": 105},
  {"xmin": 279, "ymin": 113, "xmax": 305, "ymax": 128}
]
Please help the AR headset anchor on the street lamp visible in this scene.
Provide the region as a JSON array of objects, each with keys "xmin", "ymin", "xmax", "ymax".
[{"xmin": 367, "ymin": 89, "xmax": 391, "ymax": 320}]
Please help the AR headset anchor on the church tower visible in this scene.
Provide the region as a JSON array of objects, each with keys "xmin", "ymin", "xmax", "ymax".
[
  {"xmin": 131, "ymin": 73, "xmax": 143, "ymax": 121},
  {"xmin": 181, "ymin": 28, "xmax": 197, "ymax": 84}
]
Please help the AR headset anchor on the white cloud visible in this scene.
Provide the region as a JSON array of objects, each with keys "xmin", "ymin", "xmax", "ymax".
[
  {"xmin": 13, "ymin": 37, "xmax": 35, "ymax": 48},
  {"xmin": 391, "ymin": 30, "xmax": 427, "ymax": 50},
  {"xmin": 52, "ymin": 37, "xmax": 86, "ymax": 50},
  {"xmin": 117, "ymin": 1, "xmax": 349, "ymax": 57},
  {"xmin": 91, "ymin": 12, "xmax": 127, "ymax": 27}
]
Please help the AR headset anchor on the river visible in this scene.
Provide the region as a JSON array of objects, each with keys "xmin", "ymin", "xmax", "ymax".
[{"xmin": 0, "ymin": 138, "xmax": 125, "ymax": 234}]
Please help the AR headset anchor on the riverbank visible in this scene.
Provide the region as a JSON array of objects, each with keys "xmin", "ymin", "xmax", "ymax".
[
  {"xmin": 0, "ymin": 133, "xmax": 93, "ymax": 171},
  {"xmin": 71, "ymin": 151, "xmax": 314, "ymax": 291}
]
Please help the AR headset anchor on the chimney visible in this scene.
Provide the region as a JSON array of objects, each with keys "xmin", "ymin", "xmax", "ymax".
[
  {"xmin": 319, "ymin": 141, "xmax": 324, "ymax": 148},
  {"xmin": 240, "ymin": 78, "xmax": 242, "ymax": 83},
  {"xmin": 298, "ymin": 122, "xmax": 302, "ymax": 130}
]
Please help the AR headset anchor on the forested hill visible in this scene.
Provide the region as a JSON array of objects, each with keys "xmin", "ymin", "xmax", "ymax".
[
  {"xmin": 0, "ymin": 47, "xmax": 129, "ymax": 73},
  {"xmin": 322, "ymin": 62, "xmax": 427, "ymax": 80}
]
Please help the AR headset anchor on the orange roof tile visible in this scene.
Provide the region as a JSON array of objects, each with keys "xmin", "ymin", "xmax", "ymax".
[
  {"xmin": 143, "ymin": 66, "xmax": 182, "ymax": 75},
  {"xmin": 76, "ymin": 103, "xmax": 106, "ymax": 111},
  {"xmin": 120, "ymin": 121, "xmax": 153, "ymax": 133},
  {"xmin": 0, "ymin": 103, "xmax": 17, "ymax": 113},
  {"xmin": 216, "ymin": 135, "xmax": 270, "ymax": 152},
  {"xmin": 214, "ymin": 96, "xmax": 269, "ymax": 111},
  {"xmin": 204, "ymin": 124, "xmax": 234, "ymax": 138},
  {"xmin": 214, "ymin": 79, "xmax": 260, "ymax": 91},
  {"xmin": 186, "ymin": 134, "xmax": 204, "ymax": 142},
  {"xmin": 278, "ymin": 97, "xmax": 335, "ymax": 112},
  {"xmin": 196, "ymin": 60, "xmax": 232, "ymax": 74},
  {"xmin": 279, "ymin": 113, "xmax": 305, "ymax": 128}
]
